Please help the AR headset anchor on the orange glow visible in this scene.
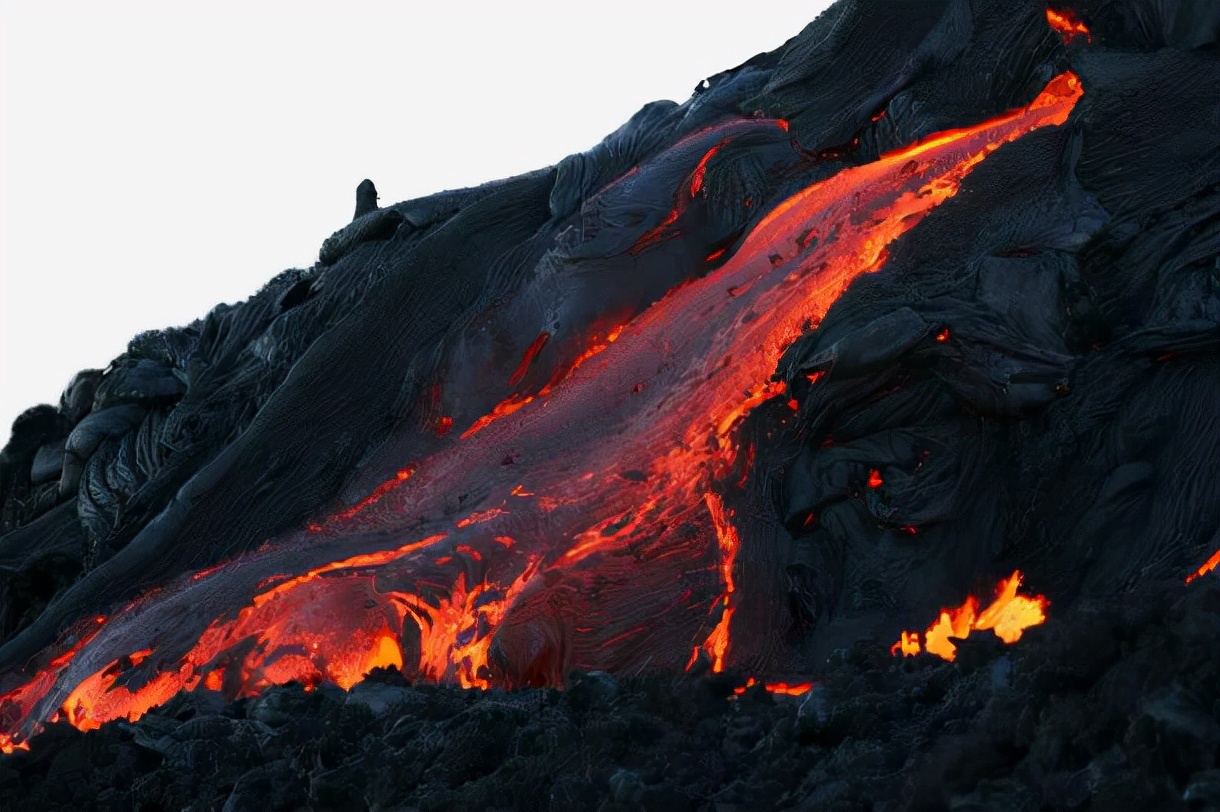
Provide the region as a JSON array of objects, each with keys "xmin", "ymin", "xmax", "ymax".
[
  {"xmin": 458, "ymin": 326, "xmax": 626, "ymax": 442},
  {"xmin": 690, "ymin": 140, "xmax": 727, "ymax": 197},
  {"xmin": 253, "ymin": 535, "xmax": 447, "ymax": 608},
  {"xmin": 631, "ymin": 210, "xmax": 680, "ymax": 254},
  {"xmin": 326, "ymin": 466, "xmax": 415, "ymax": 525},
  {"xmin": 732, "ymin": 678, "xmax": 814, "ymax": 696},
  {"xmin": 37, "ymin": 534, "xmax": 448, "ymax": 735},
  {"xmin": 1046, "ymin": 7, "xmax": 1091, "ymax": 43},
  {"xmin": 1186, "ymin": 549, "xmax": 1220, "ymax": 584},
  {"xmin": 890, "ymin": 631, "xmax": 921, "ymax": 657},
  {"xmin": 0, "ymin": 74, "xmax": 1083, "ymax": 750},
  {"xmin": 455, "ymin": 544, "xmax": 482, "ymax": 561},
  {"xmin": 765, "ymin": 681, "xmax": 814, "ymax": 696},
  {"xmin": 401, "ymin": 558, "xmax": 542, "ymax": 689},
  {"xmin": 455, "ymin": 507, "xmax": 507, "ymax": 529},
  {"xmin": 63, "ymin": 660, "xmax": 186, "ymax": 732},
  {"xmin": 510, "ymin": 331, "xmax": 551, "ymax": 387},
  {"xmin": 190, "ymin": 562, "xmax": 229, "ymax": 582},
  {"xmin": 537, "ymin": 325, "xmax": 624, "ymax": 397},
  {"xmin": 715, "ymin": 380, "xmax": 788, "ymax": 440},
  {"xmin": 0, "ymin": 615, "xmax": 105, "ymax": 751},
  {"xmin": 867, "ymin": 469, "xmax": 884, "ymax": 488},
  {"xmin": 935, "ymin": 327, "xmax": 950, "ymax": 343},
  {"xmin": 557, "ymin": 497, "xmax": 664, "ymax": 567},
  {"xmin": 891, "ymin": 571, "xmax": 1049, "ymax": 662},
  {"xmin": 459, "ymin": 394, "xmax": 534, "ymax": 440},
  {"xmin": 629, "ymin": 120, "xmax": 787, "ymax": 254},
  {"xmin": 695, "ymin": 492, "xmax": 740, "ymax": 673},
  {"xmin": 875, "ymin": 73, "xmax": 1079, "ymax": 169},
  {"xmin": 0, "ymin": 737, "xmax": 29, "ymax": 754}
]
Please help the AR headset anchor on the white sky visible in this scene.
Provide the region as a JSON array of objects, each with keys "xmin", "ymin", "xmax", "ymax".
[{"xmin": 0, "ymin": 1, "xmax": 832, "ymax": 438}]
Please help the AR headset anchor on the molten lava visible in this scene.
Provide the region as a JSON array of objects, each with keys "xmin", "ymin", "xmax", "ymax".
[
  {"xmin": 0, "ymin": 73, "xmax": 1082, "ymax": 751},
  {"xmin": 693, "ymin": 492, "xmax": 741, "ymax": 674},
  {"xmin": 1046, "ymin": 7, "xmax": 1091, "ymax": 44},
  {"xmin": 890, "ymin": 571, "xmax": 1050, "ymax": 662},
  {"xmin": 1186, "ymin": 549, "xmax": 1220, "ymax": 584},
  {"xmin": 732, "ymin": 677, "xmax": 815, "ymax": 697}
]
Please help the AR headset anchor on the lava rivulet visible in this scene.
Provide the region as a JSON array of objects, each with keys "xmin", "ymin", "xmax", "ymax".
[
  {"xmin": 1186, "ymin": 549, "xmax": 1220, "ymax": 584},
  {"xmin": 732, "ymin": 678, "xmax": 815, "ymax": 697},
  {"xmin": 0, "ymin": 73, "xmax": 1082, "ymax": 751}
]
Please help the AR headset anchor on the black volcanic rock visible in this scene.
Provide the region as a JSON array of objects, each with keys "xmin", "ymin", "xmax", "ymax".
[{"xmin": 3, "ymin": 1, "xmax": 1220, "ymax": 809}]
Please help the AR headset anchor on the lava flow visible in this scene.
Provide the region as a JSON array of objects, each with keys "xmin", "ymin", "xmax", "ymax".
[
  {"xmin": 890, "ymin": 571, "xmax": 1050, "ymax": 662},
  {"xmin": 1186, "ymin": 549, "xmax": 1220, "ymax": 584},
  {"xmin": 1046, "ymin": 7, "xmax": 1092, "ymax": 44},
  {"xmin": 732, "ymin": 678, "xmax": 815, "ymax": 698},
  {"xmin": 0, "ymin": 73, "xmax": 1082, "ymax": 752}
]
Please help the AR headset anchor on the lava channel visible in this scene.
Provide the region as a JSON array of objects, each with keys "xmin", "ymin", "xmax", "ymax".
[{"xmin": 0, "ymin": 72, "xmax": 1082, "ymax": 752}]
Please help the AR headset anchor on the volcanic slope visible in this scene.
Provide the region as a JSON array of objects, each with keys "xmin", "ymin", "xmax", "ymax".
[{"xmin": 2, "ymin": 1, "xmax": 1220, "ymax": 809}]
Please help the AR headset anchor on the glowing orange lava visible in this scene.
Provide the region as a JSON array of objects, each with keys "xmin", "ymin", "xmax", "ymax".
[
  {"xmin": 1186, "ymin": 549, "xmax": 1220, "ymax": 584},
  {"xmin": 310, "ymin": 466, "xmax": 417, "ymax": 531},
  {"xmin": 510, "ymin": 332, "xmax": 551, "ymax": 387},
  {"xmin": 696, "ymin": 492, "xmax": 741, "ymax": 673},
  {"xmin": 459, "ymin": 325, "xmax": 626, "ymax": 442},
  {"xmin": 890, "ymin": 571, "xmax": 1050, "ymax": 662},
  {"xmin": 732, "ymin": 677, "xmax": 815, "ymax": 697},
  {"xmin": 631, "ymin": 120, "xmax": 789, "ymax": 254},
  {"xmin": 1046, "ymin": 7, "xmax": 1091, "ymax": 43},
  {"xmin": 690, "ymin": 140, "xmax": 728, "ymax": 197},
  {"xmin": 0, "ymin": 73, "xmax": 1082, "ymax": 751},
  {"xmin": 890, "ymin": 630, "xmax": 921, "ymax": 657},
  {"xmin": 404, "ymin": 557, "xmax": 542, "ymax": 689}
]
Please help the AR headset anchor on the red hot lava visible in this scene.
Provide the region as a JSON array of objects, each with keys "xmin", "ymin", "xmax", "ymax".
[
  {"xmin": 1186, "ymin": 549, "xmax": 1220, "ymax": 584},
  {"xmin": 890, "ymin": 571, "xmax": 1050, "ymax": 662},
  {"xmin": 1046, "ymin": 7, "xmax": 1092, "ymax": 44},
  {"xmin": 732, "ymin": 678, "xmax": 815, "ymax": 698},
  {"xmin": 0, "ymin": 73, "xmax": 1083, "ymax": 752}
]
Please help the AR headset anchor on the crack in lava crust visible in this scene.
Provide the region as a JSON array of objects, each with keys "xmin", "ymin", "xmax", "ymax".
[{"xmin": 0, "ymin": 73, "xmax": 1082, "ymax": 751}]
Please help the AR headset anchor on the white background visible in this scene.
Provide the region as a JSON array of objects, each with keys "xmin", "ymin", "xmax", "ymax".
[{"xmin": 0, "ymin": 1, "xmax": 832, "ymax": 438}]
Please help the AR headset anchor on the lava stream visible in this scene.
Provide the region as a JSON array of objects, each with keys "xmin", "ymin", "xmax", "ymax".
[
  {"xmin": 1186, "ymin": 549, "xmax": 1220, "ymax": 584},
  {"xmin": 0, "ymin": 73, "xmax": 1082, "ymax": 752}
]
